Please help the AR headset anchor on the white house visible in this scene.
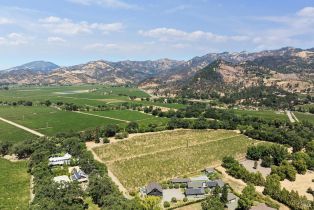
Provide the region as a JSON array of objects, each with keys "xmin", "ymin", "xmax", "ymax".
[{"xmin": 49, "ymin": 153, "xmax": 72, "ymax": 166}]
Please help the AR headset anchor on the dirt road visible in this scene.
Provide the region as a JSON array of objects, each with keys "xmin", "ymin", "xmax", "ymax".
[
  {"xmin": 74, "ymin": 111, "xmax": 130, "ymax": 123},
  {"xmin": 0, "ymin": 117, "xmax": 44, "ymax": 137}
]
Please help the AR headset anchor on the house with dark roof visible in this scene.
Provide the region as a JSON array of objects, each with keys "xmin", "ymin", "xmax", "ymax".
[
  {"xmin": 170, "ymin": 178, "xmax": 191, "ymax": 184},
  {"xmin": 185, "ymin": 188, "xmax": 205, "ymax": 196},
  {"xmin": 187, "ymin": 181, "xmax": 206, "ymax": 189},
  {"xmin": 214, "ymin": 179, "xmax": 225, "ymax": 187},
  {"xmin": 145, "ymin": 182, "xmax": 163, "ymax": 196},
  {"xmin": 207, "ymin": 180, "xmax": 218, "ymax": 188},
  {"xmin": 70, "ymin": 167, "xmax": 88, "ymax": 183}
]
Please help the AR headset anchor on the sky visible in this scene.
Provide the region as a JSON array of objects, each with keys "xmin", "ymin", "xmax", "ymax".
[{"xmin": 0, "ymin": 0, "xmax": 314, "ymax": 69}]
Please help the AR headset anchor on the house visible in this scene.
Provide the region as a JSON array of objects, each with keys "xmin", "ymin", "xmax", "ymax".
[
  {"xmin": 190, "ymin": 175, "xmax": 209, "ymax": 182},
  {"xmin": 187, "ymin": 181, "xmax": 206, "ymax": 189},
  {"xmin": 207, "ymin": 180, "xmax": 218, "ymax": 188},
  {"xmin": 170, "ymin": 178, "xmax": 191, "ymax": 184},
  {"xmin": 185, "ymin": 188, "xmax": 205, "ymax": 196},
  {"xmin": 49, "ymin": 153, "xmax": 72, "ymax": 166},
  {"xmin": 145, "ymin": 182, "xmax": 163, "ymax": 196},
  {"xmin": 53, "ymin": 175, "xmax": 70, "ymax": 183},
  {"xmin": 214, "ymin": 179, "xmax": 225, "ymax": 187},
  {"xmin": 203, "ymin": 167, "xmax": 215, "ymax": 174},
  {"xmin": 250, "ymin": 204, "xmax": 276, "ymax": 210},
  {"xmin": 227, "ymin": 193, "xmax": 237, "ymax": 203},
  {"xmin": 69, "ymin": 166, "xmax": 88, "ymax": 182}
]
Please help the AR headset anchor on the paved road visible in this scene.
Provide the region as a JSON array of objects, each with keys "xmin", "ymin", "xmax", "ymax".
[{"xmin": 0, "ymin": 117, "xmax": 45, "ymax": 137}]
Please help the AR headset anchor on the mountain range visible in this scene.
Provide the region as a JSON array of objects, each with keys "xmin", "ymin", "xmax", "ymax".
[{"xmin": 1, "ymin": 47, "xmax": 313, "ymax": 95}]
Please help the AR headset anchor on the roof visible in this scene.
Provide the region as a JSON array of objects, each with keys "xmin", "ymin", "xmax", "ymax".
[
  {"xmin": 214, "ymin": 179, "xmax": 225, "ymax": 187},
  {"xmin": 207, "ymin": 181, "xmax": 218, "ymax": 187},
  {"xmin": 250, "ymin": 204, "xmax": 276, "ymax": 210},
  {"xmin": 71, "ymin": 168, "xmax": 88, "ymax": 181},
  {"xmin": 190, "ymin": 175, "xmax": 209, "ymax": 182},
  {"xmin": 170, "ymin": 178, "xmax": 191, "ymax": 183},
  {"xmin": 146, "ymin": 182, "xmax": 162, "ymax": 194},
  {"xmin": 185, "ymin": 188, "xmax": 205, "ymax": 195},
  {"xmin": 53, "ymin": 175, "xmax": 70, "ymax": 183},
  {"xmin": 227, "ymin": 193, "xmax": 237, "ymax": 201},
  {"xmin": 187, "ymin": 181, "xmax": 204, "ymax": 188},
  {"xmin": 49, "ymin": 153, "xmax": 72, "ymax": 162},
  {"xmin": 204, "ymin": 168, "xmax": 215, "ymax": 173}
]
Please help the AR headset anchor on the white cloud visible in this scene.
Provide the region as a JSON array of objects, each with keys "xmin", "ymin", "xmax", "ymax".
[
  {"xmin": 0, "ymin": 17, "xmax": 14, "ymax": 24},
  {"xmin": 165, "ymin": 5, "xmax": 190, "ymax": 14},
  {"xmin": 68, "ymin": 0, "xmax": 138, "ymax": 9},
  {"xmin": 47, "ymin": 36, "xmax": 66, "ymax": 43},
  {"xmin": 0, "ymin": 33, "xmax": 28, "ymax": 46},
  {"xmin": 297, "ymin": 7, "xmax": 314, "ymax": 17},
  {"xmin": 39, "ymin": 16, "xmax": 123, "ymax": 35},
  {"xmin": 139, "ymin": 27, "xmax": 249, "ymax": 42}
]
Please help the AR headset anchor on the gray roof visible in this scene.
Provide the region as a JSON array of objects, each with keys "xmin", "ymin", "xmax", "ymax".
[
  {"xmin": 185, "ymin": 188, "xmax": 205, "ymax": 196},
  {"xmin": 204, "ymin": 168, "xmax": 215, "ymax": 173},
  {"xmin": 146, "ymin": 182, "xmax": 162, "ymax": 194},
  {"xmin": 171, "ymin": 178, "xmax": 191, "ymax": 183},
  {"xmin": 214, "ymin": 179, "xmax": 225, "ymax": 187},
  {"xmin": 207, "ymin": 181, "xmax": 218, "ymax": 188},
  {"xmin": 250, "ymin": 204, "xmax": 276, "ymax": 210},
  {"xmin": 187, "ymin": 181, "xmax": 204, "ymax": 188},
  {"xmin": 227, "ymin": 193, "xmax": 237, "ymax": 201}
]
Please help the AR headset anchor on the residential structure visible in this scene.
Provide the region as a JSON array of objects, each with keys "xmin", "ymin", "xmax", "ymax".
[
  {"xmin": 145, "ymin": 182, "xmax": 163, "ymax": 196},
  {"xmin": 49, "ymin": 153, "xmax": 72, "ymax": 166},
  {"xmin": 185, "ymin": 188, "xmax": 205, "ymax": 197},
  {"xmin": 203, "ymin": 167, "xmax": 215, "ymax": 174},
  {"xmin": 69, "ymin": 166, "xmax": 88, "ymax": 182},
  {"xmin": 170, "ymin": 178, "xmax": 191, "ymax": 184}
]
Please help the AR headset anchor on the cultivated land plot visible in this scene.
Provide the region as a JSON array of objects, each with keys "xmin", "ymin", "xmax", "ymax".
[
  {"xmin": 233, "ymin": 109, "xmax": 289, "ymax": 121},
  {"xmin": 0, "ymin": 158, "xmax": 30, "ymax": 209},
  {"xmin": 293, "ymin": 112, "xmax": 314, "ymax": 124},
  {"xmin": 0, "ymin": 120, "xmax": 36, "ymax": 143},
  {"xmin": 94, "ymin": 130, "xmax": 255, "ymax": 190},
  {"xmin": 0, "ymin": 106, "xmax": 125, "ymax": 136}
]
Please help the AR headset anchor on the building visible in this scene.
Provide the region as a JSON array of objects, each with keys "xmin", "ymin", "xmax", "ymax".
[
  {"xmin": 69, "ymin": 166, "xmax": 88, "ymax": 182},
  {"xmin": 203, "ymin": 167, "xmax": 215, "ymax": 174},
  {"xmin": 145, "ymin": 182, "xmax": 163, "ymax": 196},
  {"xmin": 187, "ymin": 181, "xmax": 206, "ymax": 189},
  {"xmin": 49, "ymin": 153, "xmax": 72, "ymax": 166},
  {"xmin": 190, "ymin": 175, "xmax": 209, "ymax": 182},
  {"xmin": 214, "ymin": 179, "xmax": 225, "ymax": 187},
  {"xmin": 185, "ymin": 188, "xmax": 205, "ymax": 196},
  {"xmin": 206, "ymin": 180, "xmax": 218, "ymax": 188},
  {"xmin": 53, "ymin": 175, "xmax": 71, "ymax": 184},
  {"xmin": 227, "ymin": 193, "xmax": 237, "ymax": 203},
  {"xmin": 250, "ymin": 204, "xmax": 276, "ymax": 210},
  {"xmin": 170, "ymin": 178, "xmax": 191, "ymax": 184}
]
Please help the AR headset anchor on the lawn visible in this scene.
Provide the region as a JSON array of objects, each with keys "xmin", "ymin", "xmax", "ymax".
[
  {"xmin": 233, "ymin": 109, "xmax": 288, "ymax": 121},
  {"xmin": 293, "ymin": 112, "xmax": 314, "ymax": 124},
  {"xmin": 0, "ymin": 106, "xmax": 126, "ymax": 136},
  {"xmin": 0, "ymin": 158, "xmax": 30, "ymax": 209},
  {"xmin": 0, "ymin": 120, "xmax": 36, "ymax": 143},
  {"xmin": 94, "ymin": 129, "xmax": 255, "ymax": 190}
]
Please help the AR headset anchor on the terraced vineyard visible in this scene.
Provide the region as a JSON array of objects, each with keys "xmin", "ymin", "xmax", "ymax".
[{"xmin": 94, "ymin": 129, "xmax": 256, "ymax": 190}]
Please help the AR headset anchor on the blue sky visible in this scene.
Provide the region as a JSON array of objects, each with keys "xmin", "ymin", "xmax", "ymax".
[{"xmin": 0, "ymin": 0, "xmax": 314, "ymax": 69}]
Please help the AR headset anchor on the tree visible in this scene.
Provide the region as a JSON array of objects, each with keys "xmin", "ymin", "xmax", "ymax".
[
  {"xmin": 238, "ymin": 184, "xmax": 256, "ymax": 210},
  {"xmin": 126, "ymin": 122, "xmax": 139, "ymax": 133},
  {"xmin": 140, "ymin": 196, "xmax": 161, "ymax": 210},
  {"xmin": 0, "ymin": 141, "xmax": 12, "ymax": 156},
  {"xmin": 221, "ymin": 184, "xmax": 229, "ymax": 204},
  {"xmin": 201, "ymin": 196, "xmax": 224, "ymax": 210},
  {"xmin": 263, "ymin": 174, "xmax": 281, "ymax": 198}
]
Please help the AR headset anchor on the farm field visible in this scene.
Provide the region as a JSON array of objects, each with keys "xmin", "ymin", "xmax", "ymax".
[
  {"xmin": 293, "ymin": 112, "xmax": 314, "ymax": 124},
  {"xmin": 233, "ymin": 109, "xmax": 288, "ymax": 121},
  {"xmin": 0, "ymin": 158, "xmax": 30, "ymax": 210},
  {"xmin": 0, "ymin": 106, "xmax": 126, "ymax": 136},
  {"xmin": 0, "ymin": 120, "xmax": 36, "ymax": 143},
  {"xmin": 94, "ymin": 129, "xmax": 256, "ymax": 190}
]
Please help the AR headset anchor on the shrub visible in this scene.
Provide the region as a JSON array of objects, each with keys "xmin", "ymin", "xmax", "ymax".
[
  {"xmin": 129, "ymin": 191, "xmax": 136, "ymax": 196},
  {"xmin": 169, "ymin": 184, "xmax": 174, "ymax": 189},
  {"xmin": 183, "ymin": 197, "xmax": 188, "ymax": 202},
  {"xmin": 163, "ymin": 201, "xmax": 170, "ymax": 208},
  {"xmin": 162, "ymin": 183, "xmax": 168, "ymax": 189},
  {"xmin": 174, "ymin": 184, "xmax": 179, "ymax": 189},
  {"xmin": 180, "ymin": 183, "xmax": 186, "ymax": 188},
  {"xmin": 103, "ymin": 137, "xmax": 110, "ymax": 144},
  {"xmin": 115, "ymin": 132, "xmax": 129, "ymax": 139},
  {"xmin": 171, "ymin": 197, "xmax": 177, "ymax": 203}
]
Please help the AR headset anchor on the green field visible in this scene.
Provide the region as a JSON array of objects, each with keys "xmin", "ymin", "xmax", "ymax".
[
  {"xmin": 293, "ymin": 112, "xmax": 314, "ymax": 124},
  {"xmin": 0, "ymin": 158, "xmax": 30, "ymax": 209},
  {"xmin": 233, "ymin": 109, "xmax": 288, "ymax": 121},
  {"xmin": 0, "ymin": 106, "xmax": 126, "ymax": 136},
  {"xmin": 0, "ymin": 120, "xmax": 36, "ymax": 144},
  {"xmin": 94, "ymin": 129, "xmax": 255, "ymax": 190}
]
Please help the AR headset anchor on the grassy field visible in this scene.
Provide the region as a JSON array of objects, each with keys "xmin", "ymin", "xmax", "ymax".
[
  {"xmin": 0, "ymin": 158, "xmax": 30, "ymax": 209},
  {"xmin": 293, "ymin": 112, "xmax": 314, "ymax": 124},
  {"xmin": 94, "ymin": 129, "xmax": 255, "ymax": 190},
  {"xmin": 233, "ymin": 109, "xmax": 288, "ymax": 121},
  {"xmin": 0, "ymin": 106, "xmax": 126, "ymax": 136},
  {"xmin": 0, "ymin": 120, "xmax": 36, "ymax": 144}
]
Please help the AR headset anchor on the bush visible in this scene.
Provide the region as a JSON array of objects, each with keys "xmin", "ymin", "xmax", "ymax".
[
  {"xmin": 115, "ymin": 132, "xmax": 129, "ymax": 139},
  {"xmin": 162, "ymin": 183, "xmax": 168, "ymax": 189},
  {"xmin": 169, "ymin": 184, "xmax": 174, "ymax": 189},
  {"xmin": 171, "ymin": 197, "xmax": 177, "ymax": 203},
  {"xmin": 174, "ymin": 184, "xmax": 179, "ymax": 189},
  {"xmin": 180, "ymin": 183, "xmax": 186, "ymax": 188},
  {"xmin": 129, "ymin": 191, "xmax": 136, "ymax": 196},
  {"xmin": 183, "ymin": 197, "xmax": 188, "ymax": 202},
  {"xmin": 103, "ymin": 137, "xmax": 110, "ymax": 144},
  {"xmin": 164, "ymin": 201, "xmax": 170, "ymax": 208}
]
